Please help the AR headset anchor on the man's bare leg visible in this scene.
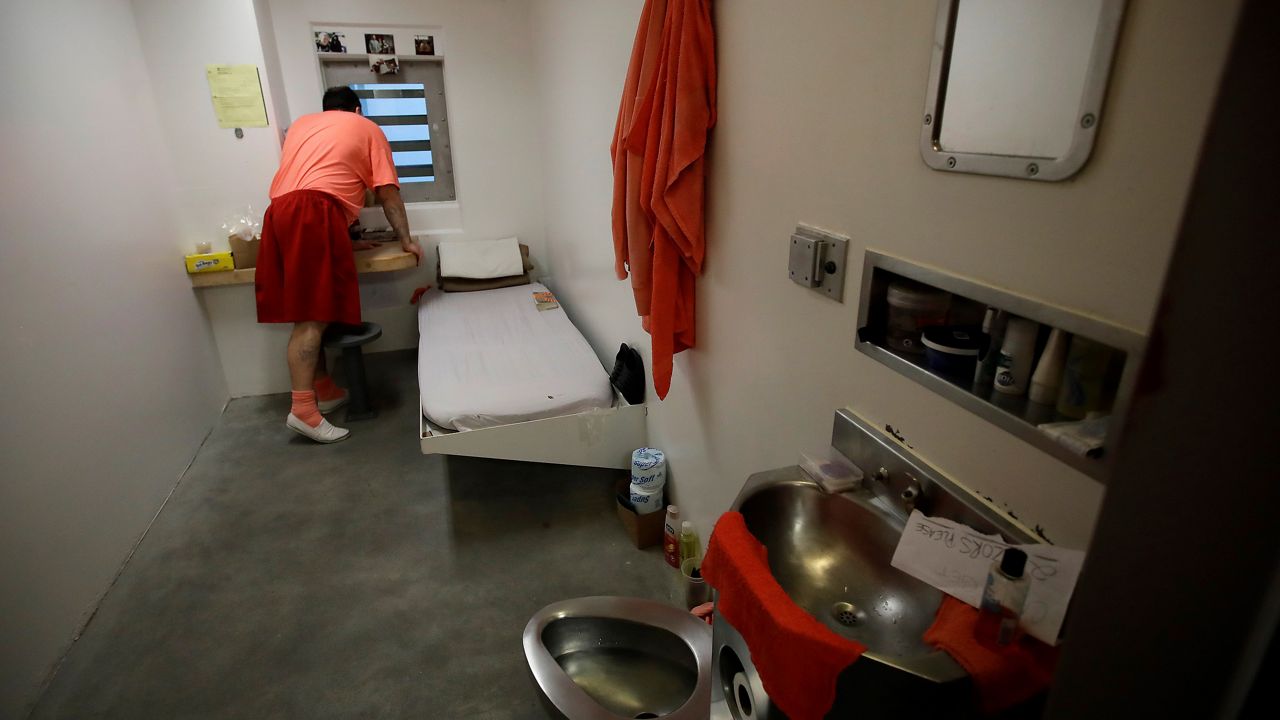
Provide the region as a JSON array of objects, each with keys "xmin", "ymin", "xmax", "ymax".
[{"xmin": 287, "ymin": 321, "xmax": 327, "ymax": 391}]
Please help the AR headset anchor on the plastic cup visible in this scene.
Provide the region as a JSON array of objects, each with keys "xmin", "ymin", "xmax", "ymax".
[{"xmin": 680, "ymin": 558, "xmax": 709, "ymax": 610}]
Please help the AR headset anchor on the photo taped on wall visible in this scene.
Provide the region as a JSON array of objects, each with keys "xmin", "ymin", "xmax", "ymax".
[
  {"xmin": 315, "ymin": 31, "xmax": 346, "ymax": 53},
  {"xmin": 365, "ymin": 33, "xmax": 395, "ymax": 55}
]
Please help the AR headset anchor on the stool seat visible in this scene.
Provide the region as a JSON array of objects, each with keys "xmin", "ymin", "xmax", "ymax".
[
  {"xmin": 321, "ymin": 321, "xmax": 382, "ymax": 421},
  {"xmin": 322, "ymin": 321, "xmax": 382, "ymax": 349}
]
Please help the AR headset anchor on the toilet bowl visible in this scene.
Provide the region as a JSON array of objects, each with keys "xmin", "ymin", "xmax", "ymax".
[{"xmin": 524, "ymin": 596, "xmax": 713, "ymax": 720}]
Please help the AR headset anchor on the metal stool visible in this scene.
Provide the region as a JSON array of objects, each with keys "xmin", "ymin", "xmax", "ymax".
[{"xmin": 322, "ymin": 321, "xmax": 382, "ymax": 421}]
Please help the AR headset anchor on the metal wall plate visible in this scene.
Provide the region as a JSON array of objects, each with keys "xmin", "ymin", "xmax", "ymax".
[
  {"xmin": 788, "ymin": 225, "xmax": 849, "ymax": 302},
  {"xmin": 919, "ymin": 0, "xmax": 1126, "ymax": 181}
]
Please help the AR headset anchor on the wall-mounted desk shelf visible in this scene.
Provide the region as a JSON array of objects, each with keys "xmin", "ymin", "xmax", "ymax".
[
  {"xmin": 188, "ymin": 243, "xmax": 417, "ymax": 288},
  {"xmin": 855, "ymin": 250, "xmax": 1147, "ymax": 484}
]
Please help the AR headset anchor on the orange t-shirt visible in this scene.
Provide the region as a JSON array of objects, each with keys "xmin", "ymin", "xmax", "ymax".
[{"xmin": 269, "ymin": 110, "xmax": 399, "ymax": 221}]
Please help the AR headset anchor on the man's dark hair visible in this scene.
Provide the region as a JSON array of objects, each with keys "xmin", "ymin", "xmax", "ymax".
[{"xmin": 322, "ymin": 86, "xmax": 361, "ymax": 112}]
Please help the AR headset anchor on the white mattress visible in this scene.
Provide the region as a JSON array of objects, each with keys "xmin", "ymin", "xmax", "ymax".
[{"xmin": 417, "ymin": 283, "xmax": 614, "ymax": 431}]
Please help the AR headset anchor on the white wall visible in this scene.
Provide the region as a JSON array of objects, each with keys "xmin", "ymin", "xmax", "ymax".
[
  {"xmin": 129, "ymin": 0, "xmax": 294, "ymax": 398},
  {"xmin": 528, "ymin": 0, "xmax": 1240, "ymax": 550},
  {"xmin": 193, "ymin": 0, "xmax": 548, "ymax": 396},
  {"xmin": 0, "ymin": 1, "xmax": 230, "ymax": 715}
]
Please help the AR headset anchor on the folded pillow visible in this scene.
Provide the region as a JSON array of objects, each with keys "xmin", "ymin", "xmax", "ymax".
[
  {"xmin": 438, "ymin": 236, "xmax": 523, "ymax": 279},
  {"xmin": 437, "ymin": 243, "xmax": 535, "ymax": 293}
]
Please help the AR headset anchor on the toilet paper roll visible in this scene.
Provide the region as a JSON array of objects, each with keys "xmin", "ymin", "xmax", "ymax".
[
  {"xmin": 631, "ymin": 447, "xmax": 667, "ymax": 488},
  {"xmin": 629, "ymin": 483, "xmax": 664, "ymax": 514},
  {"xmin": 732, "ymin": 672, "xmax": 756, "ymax": 719}
]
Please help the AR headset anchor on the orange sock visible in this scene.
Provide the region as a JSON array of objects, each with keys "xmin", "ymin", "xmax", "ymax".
[
  {"xmin": 314, "ymin": 375, "xmax": 345, "ymax": 402},
  {"xmin": 291, "ymin": 390, "xmax": 323, "ymax": 427}
]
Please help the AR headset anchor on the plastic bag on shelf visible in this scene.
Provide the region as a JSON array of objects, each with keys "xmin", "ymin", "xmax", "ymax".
[{"xmin": 221, "ymin": 206, "xmax": 261, "ymax": 243}]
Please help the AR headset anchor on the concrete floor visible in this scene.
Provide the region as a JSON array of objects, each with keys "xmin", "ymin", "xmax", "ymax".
[{"xmin": 30, "ymin": 350, "xmax": 671, "ymax": 719}]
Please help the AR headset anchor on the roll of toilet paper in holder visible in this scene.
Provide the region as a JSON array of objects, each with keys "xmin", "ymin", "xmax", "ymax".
[{"xmin": 631, "ymin": 447, "xmax": 667, "ymax": 490}]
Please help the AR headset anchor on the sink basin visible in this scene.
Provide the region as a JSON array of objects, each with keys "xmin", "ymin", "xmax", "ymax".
[
  {"xmin": 738, "ymin": 481, "xmax": 943, "ymax": 661},
  {"xmin": 713, "ymin": 410, "xmax": 1041, "ymax": 719}
]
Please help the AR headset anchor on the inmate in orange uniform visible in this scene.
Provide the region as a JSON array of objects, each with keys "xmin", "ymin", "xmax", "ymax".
[{"xmin": 256, "ymin": 109, "xmax": 399, "ymax": 325}]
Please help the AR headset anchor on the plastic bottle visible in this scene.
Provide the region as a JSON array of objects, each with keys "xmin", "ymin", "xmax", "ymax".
[
  {"xmin": 993, "ymin": 317, "xmax": 1039, "ymax": 396},
  {"xmin": 1056, "ymin": 336, "xmax": 1115, "ymax": 419},
  {"xmin": 977, "ymin": 548, "xmax": 1030, "ymax": 646},
  {"xmin": 678, "ymin": 521, "xmax": 701, "ymax": 565},
  {"xmin": 662, "ymin": 506, "xmax": 682, "ymax": 568},
  {"xmin": 1028, "ymin": 328, "xmax": 1070, "ymax": 405},
  {"xmin": 973, "ymin": 308, "xmax": 1008, "ymax": 390}
]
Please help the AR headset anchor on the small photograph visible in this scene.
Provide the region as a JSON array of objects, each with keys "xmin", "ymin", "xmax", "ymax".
[
  {"xmin": 369, "ymin": 55, "xmax": 400, "ymax": 76},
  {"xmin": 314, "ymin": 31, "xmax": 346, "ymax": 53},
  {"xmin": 414, "ymin": 35, "xmax": 435, "ymax": 56},
  {"xmin": 365, "ymin": 33, "xmax": 396, "ymax": 55}
]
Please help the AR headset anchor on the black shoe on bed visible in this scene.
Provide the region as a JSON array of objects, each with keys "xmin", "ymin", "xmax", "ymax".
[{"xmin": 610, "ymin": 343, "xmax": 645, "ymax": 405}]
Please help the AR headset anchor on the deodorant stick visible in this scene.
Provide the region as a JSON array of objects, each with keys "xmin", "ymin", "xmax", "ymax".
[{"xmin": 994, "ymin": 317, "xmax": 1039, "ymax": 396}]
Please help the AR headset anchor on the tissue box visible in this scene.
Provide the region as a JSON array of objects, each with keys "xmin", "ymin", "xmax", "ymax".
[
  {"xmin": 184, "ymin": 251, "xmax": 235, "ymax": 274},
  {"xmin": 615, "ymin": 480, "xmax": 665, "ymax": 549}
]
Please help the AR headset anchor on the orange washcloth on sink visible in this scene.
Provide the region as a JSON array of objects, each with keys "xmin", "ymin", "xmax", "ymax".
[
  {"xmin": 701, "ymin": 512, "xmax": 866, "ymax": 720},
  {"xmin": 924, "ymin": 596, "xmax": 1060, "ymax": 715}
]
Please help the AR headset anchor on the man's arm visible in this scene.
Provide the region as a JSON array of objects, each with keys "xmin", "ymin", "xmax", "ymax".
[{"xmin": 373, "ymin": 184, "xmax": 422, "ymax": 265}]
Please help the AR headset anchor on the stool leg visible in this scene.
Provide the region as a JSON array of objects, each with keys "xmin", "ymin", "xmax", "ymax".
[{"xmin": 342, "ymin": 346, "xmax": 377, "ymax": 421}]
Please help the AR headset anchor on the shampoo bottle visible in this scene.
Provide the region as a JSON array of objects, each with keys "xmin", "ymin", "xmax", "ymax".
[
  {"xmin": 662, "ymin": 506, "xmax": 682, "ymax": 569},
  {"xmin": 977, "ymin": 548, "xmax": 1030, "ymax": 646}
]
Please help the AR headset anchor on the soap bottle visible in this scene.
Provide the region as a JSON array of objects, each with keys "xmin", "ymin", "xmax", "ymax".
[
  {"xmin": 678, "ymin": 521, "xmax": 701, "ymax": 566},
  {"xmin": 662, "ymin": 505, "xmax": 682, "ymax": 569},
  {"xmin": 977, "ymin": 548, "xmax": 1030, "ymax": 646}
]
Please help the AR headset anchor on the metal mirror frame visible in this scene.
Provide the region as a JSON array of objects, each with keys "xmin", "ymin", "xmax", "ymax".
[{"xmin": 919, "ymin": 0, "xmax": 1127, "ymax": 182}]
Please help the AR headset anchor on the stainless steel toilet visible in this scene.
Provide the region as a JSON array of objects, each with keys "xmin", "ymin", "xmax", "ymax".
[{"xmin": 523, "ymin": 596, "xmax": 713, "ymax": 720}]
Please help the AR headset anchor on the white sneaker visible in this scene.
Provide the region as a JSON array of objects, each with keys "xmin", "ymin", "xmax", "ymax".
[
  {"xmin": 286, "ymin": 413, "xmax": 350, "ymax": 443},
  {"xmin": 317, "ymin": 390, "xmax": 348, "ymax": 414}
]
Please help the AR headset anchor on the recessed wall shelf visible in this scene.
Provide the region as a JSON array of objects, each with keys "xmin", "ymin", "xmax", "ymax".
[{"xmin": 855, "ymin": 250, "xmax": 1146, "ymax": 484}]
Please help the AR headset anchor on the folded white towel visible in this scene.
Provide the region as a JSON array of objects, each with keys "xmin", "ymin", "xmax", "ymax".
[{"xmin": 438, "ymin": 237, "xmax": 524, "ymax": 279}]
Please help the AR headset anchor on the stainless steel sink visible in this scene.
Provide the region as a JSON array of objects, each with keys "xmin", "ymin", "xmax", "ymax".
[
  {"xmin": 738, "ymin": 481, "xmax": 947, "ymax": 662},
  {"xmin": 525, "ymin": 596, "xmax": 713, "ymax": 719},
  {"xmin": 713, "ymin": 410, "xmax": 1039, "ymax": 719}
]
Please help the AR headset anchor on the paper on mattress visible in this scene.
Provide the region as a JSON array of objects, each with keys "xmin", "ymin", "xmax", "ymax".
[{"xmin": 438, "ymin": 237, "xmax": 524, "ymax": 279}]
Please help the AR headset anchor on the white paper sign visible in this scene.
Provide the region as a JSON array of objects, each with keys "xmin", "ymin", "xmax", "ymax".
[{"xmin": 890, "ymin": 510, "xmax": 1085, "ymax": 645}]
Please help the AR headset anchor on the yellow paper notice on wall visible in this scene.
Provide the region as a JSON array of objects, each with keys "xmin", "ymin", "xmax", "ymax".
[{"xmin": 206, "ymin": 64, "xmax": 268, "ymax": 129}]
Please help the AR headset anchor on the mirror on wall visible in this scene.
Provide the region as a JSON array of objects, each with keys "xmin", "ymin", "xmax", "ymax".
[{"xmin": 919, "ymin": 0, "xmax": 1126, "ymax": 181}]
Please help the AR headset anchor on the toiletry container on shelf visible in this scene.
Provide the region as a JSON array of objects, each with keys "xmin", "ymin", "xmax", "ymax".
[
  {"xmin": 993, "ymin": 317, "xmax": 1039, "ymax": 396},
  {"xmin": 886, "ymin": 280, "xmax": 952, "ymax": 354},
  {"xmin": 921, "ymin": 326, "xmax": 984, "ymax": 382}
]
